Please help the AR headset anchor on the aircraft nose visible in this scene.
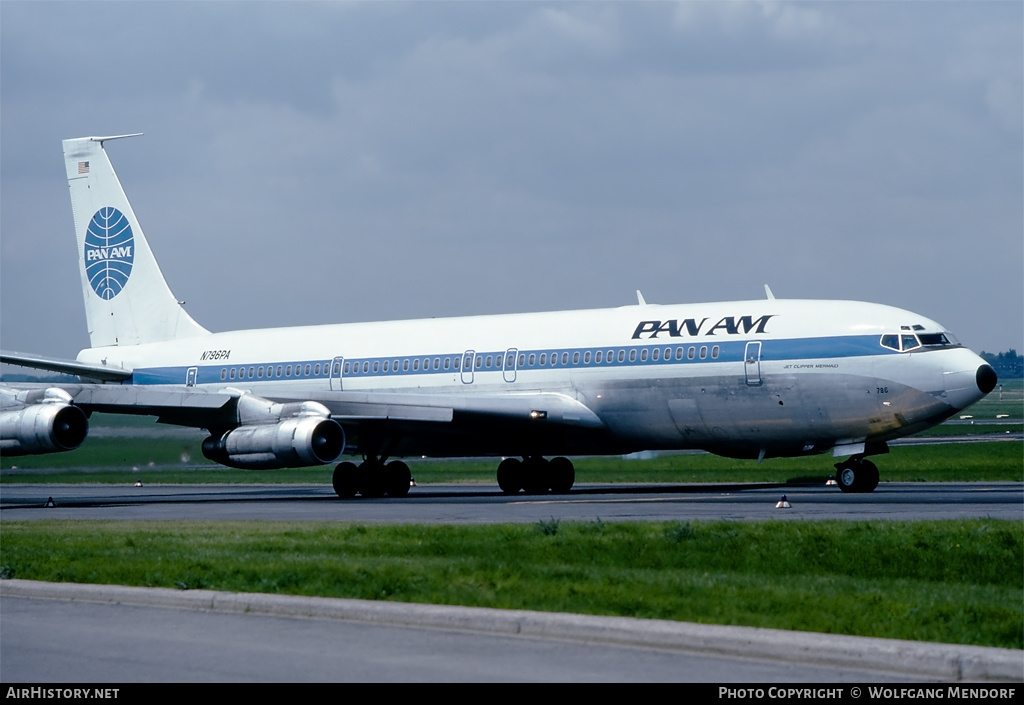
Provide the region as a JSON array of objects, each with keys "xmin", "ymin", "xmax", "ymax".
[
  {"xmin": 976, "ymin": 363, "xmax": 997, "ymax": 395},
  {"xmin": 941, "ymin": 350, "xmax": 996, "ymax": 410}
]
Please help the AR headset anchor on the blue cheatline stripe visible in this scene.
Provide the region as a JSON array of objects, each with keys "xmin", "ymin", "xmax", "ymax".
[{"xmin": 128, "ymin": 334, "xmax": 900, "ymax": 387}]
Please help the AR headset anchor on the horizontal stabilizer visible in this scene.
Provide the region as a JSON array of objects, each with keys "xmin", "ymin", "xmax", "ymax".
[{"xmin": 1, "ymin": 351, "xmax": 132, "ymax": 382}]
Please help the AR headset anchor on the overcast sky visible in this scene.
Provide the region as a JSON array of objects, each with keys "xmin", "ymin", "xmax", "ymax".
[{"xmin": 2, "ymin": 1, "xmax": 1021, "ymax": 361}]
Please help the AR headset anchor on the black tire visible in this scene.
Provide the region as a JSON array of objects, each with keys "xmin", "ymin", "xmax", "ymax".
[
  {"xmin": 385, "ymin": 460, "xmax": 412, "ymax": 497},
  {"xmin": 332, "ymin": 461, "xmax": 359, "ymax": 498},
  {"xmin": 860, "ymin": 459, "xmax": 879, "ymax": 492},
  {"xmin": 835, "ymin": 458, "xmax": 880, "ymax": 494},
  {"xmin": 835, "ymin": 461, "xmax": 858, "ymax": 493},
  {"xmin": 497, "ymin": 457, "xmax": 523, "ymax": 494},
  {"xmin": 358, "ymin": 461, "xmax": 387, "ymax": 498},
  {"xmin": 549, "ymin": 456, "xmax": 575, "ymax": 494},
  {"xmin": 521, "ymin": 457, "xmax": 550, "ymax": 495}
]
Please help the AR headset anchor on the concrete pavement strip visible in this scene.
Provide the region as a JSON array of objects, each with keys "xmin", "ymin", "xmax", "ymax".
[{"xmin": 2, "ymin": 579, "xmax": 1020, "ymax": 682}]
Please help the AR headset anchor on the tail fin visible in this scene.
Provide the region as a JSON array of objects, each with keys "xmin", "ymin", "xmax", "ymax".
[{"xmin": 62, "ymin": 135, "xmax": 209, "ymax": 347}]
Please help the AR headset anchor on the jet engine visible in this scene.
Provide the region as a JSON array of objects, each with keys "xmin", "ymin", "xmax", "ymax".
[
  {"xmin": 0, "ymin": 387, "xmax": 89, "ymax": 455},
  {"xmin": 201, "ymin": 396, "xmax": 344, "ymax": 469}
]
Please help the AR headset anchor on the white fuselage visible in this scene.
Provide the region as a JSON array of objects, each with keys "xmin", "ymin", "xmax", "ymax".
[{"xmin": 76, "ymin": 298, "xmax": 991, "ymax": 459}]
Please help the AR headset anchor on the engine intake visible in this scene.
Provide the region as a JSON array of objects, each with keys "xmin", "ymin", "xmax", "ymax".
[
  {"xmin": 201, "ymin": 396, "xmax": 345, "ymax": 469},
  {"xmin": 0, "ymin": 388, "xmax": 89, "ymax": 455}
]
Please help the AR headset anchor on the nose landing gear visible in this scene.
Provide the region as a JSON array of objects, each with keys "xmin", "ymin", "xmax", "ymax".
[{"xmin": 833, "ymin": 456, "xmax": 880, "ymax": 493}]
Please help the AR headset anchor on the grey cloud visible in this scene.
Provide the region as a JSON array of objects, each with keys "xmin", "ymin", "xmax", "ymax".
[{"xmin": 1, "ymin": 1, "xmax": 1020, "ymax": 359}]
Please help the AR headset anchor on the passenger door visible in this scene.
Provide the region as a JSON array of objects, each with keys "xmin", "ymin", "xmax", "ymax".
[
  {"xmin": 461, "ymin": 350, "xmax": 475, "ymax": 384},
  {"xmin": 330, "ymin": 356, "xmax": 345, "ymax": 391},
  {"xmin": 744, "ymin": 342, "xmax": 762, "ymax": 386},
  {"xmin": 502, "ymin": 348, "xmax": 518, "ymax": 383}
]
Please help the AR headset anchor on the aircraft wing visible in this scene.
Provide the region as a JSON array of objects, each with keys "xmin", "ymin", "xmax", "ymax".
[
  {"xmin": 0, "ymin": 378, "xmax": 606, "ymax": 458},
  {"xmin": 299, "ymin": 388, "xmax": 607, "ymax": 458},
  {"xmin": 2, "ymin": 381, "xmax": 601, "ymax": 426},
  {"xmin": 284, "ymin": 389, "xmax": 604, "ymax": 427}
]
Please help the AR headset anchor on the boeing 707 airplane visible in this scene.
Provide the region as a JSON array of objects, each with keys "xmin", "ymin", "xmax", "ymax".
[{"xmin": 0, "ymin": 134, "xmax": 998, "ymax": 497}]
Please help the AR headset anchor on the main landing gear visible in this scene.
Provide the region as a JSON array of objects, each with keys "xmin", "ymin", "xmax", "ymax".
[
  {"xmin": 833, "ymin": 456, "xmax": 880, "ymax": 493},
  {"xmin": 331, "ymin": 455, "xmax": 577, "ymax": 498},
  {"xmin": 332, "ymin": 459, "xmax": 411, "ymax": 498},
  {"xmin": 497, "ymin": 456, "xmax": 575, "ymax": 495}
]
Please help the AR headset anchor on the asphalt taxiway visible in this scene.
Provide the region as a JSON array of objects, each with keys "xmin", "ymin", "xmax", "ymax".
[{"xmin": 1, "ymin": 481, "xmax": 1021, "ymax": 522}]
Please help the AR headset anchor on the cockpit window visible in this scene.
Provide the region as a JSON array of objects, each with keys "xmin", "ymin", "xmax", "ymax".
[
  {"xmin": 881, "ymin": 331, "xmax": 960, "ymax": 352},
  {"xmin": 918, "ymin": 333, "xmax": 953, "ymax": 347},
  {"xmin": 901, "ymin": 334, "xmax": 921, "ymax": 352}
]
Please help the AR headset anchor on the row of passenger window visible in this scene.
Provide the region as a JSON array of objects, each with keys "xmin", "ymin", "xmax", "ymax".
[
  {"xmin": 217, "ymin": 345, "xmax": 723, "ymax": 381},
  {"xmin": 220, "ymin": 362, "xmax": 332, "ymax": 381},
  {"xmin": 345, "ymin": 344, "xmax": 721, "ymax": 375}
]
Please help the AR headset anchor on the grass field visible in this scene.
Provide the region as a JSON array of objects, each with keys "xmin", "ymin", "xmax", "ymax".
[
  {"xmin": 2, "ymin": 518, "xmax": 1020, "ymax": 649},
  {"xmin": 961, "ymin": 377, "xmax": 1024, "ymax": 420}
]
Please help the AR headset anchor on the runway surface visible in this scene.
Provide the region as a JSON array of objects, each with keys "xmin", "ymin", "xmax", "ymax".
[{"xmin": 1, "ymin": 481, "xmax": 1021, "ymax": 522}]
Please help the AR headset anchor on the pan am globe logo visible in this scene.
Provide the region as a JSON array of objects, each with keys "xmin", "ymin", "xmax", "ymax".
[{"xmin": 84, "ymin": 207, "xmax": 134, "ymax": 300}]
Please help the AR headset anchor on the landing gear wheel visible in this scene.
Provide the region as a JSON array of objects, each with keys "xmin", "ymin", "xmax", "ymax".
[
  {"xmin": 521, "ymin": 457, "xmax": 550, "ymax": 495},
  {"xmin": 549, "ymin": 457, "xmax": 575, "ymax": 494},
  {"xmin": 835, "ymin": 462, "xmax": 857, "ymax": 493},
  {"xmin": 332, "ymin": 461, "xmax": 359, "ymax": 498},
  {"xmin": 497, "ymin": 458, "xmax": 523, "ymax": 494},
  {"xmin": 834, "ymin": 457, "xmax": 879, "ymax": 493},
  {"xmin": 358, "ymin": 460, "xmax": 387, "ymax": 498},
  {"xmin": 385, "ymin": 460, "xmax": 412, "ymax": 497},
  {"xmin": 860, "ymin": 459, "xmax": 879, "ymax": 492}
]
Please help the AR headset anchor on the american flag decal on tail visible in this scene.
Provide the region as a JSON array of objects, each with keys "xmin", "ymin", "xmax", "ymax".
[{"xmin": 78, "ymin": 161, "xmax": 89, "ymax": 174}]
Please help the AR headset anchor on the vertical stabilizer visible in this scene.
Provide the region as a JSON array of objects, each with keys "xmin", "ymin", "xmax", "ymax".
[{"xmin": 63, "ymin": 135, "xmax": 209, "ymax": 347}]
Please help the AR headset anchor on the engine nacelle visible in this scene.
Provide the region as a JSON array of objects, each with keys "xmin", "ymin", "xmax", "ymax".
[
  {"xmin": 0, "ymin": 388, "xmax": 89, "ymax": 455},
  {"xmin": 201, "ymin": 398, "xmax": 345, "ymax": 469}
]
